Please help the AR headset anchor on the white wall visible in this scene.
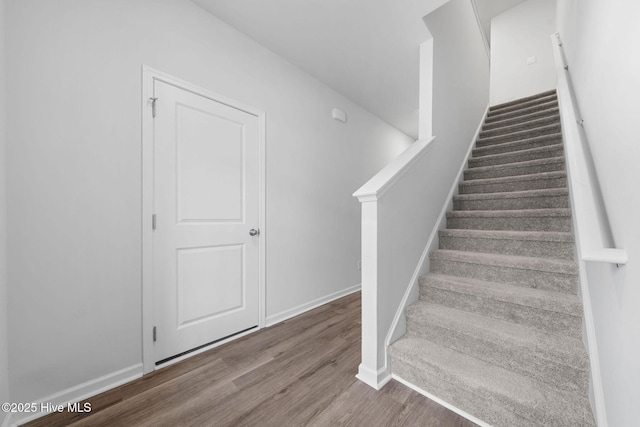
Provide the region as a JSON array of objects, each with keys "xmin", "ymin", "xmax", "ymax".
[
  {"xmin": 426, "ymin": 0, "xmax": 490, "ymax": 150},
  {"xmin": 490, "ymin": 0, "xmax": 557, "ymax": 105},
  {"xmin": 5, "ymin": 0, "xmax": 412, "ymax": 406},
  {"xmin": 0, "ymin": 0, "xmax": 11, "ymax": 424},
  {"xmin": 557, "ymin": 1, "xmax": 640, "ymax": 425}
]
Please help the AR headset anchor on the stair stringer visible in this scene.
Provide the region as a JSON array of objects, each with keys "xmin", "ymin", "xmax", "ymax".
[{"xmin": 385, "ymin": 105, "xmax": 489, "ymax": 353}]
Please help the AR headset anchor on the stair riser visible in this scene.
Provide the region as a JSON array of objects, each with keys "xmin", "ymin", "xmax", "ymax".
[
  {"xmin": 420, "ymin": 286, "xmax": 582, "ymax": 339},
  {"xmin": 489, "ymin": 95, "xmax": 558, "ymax": 116},
  {"xmin": 453, "ymin": 194, "xmax": 569, "ymax": 211},
  {"xmin": 473, "ymin": 135, "xmax": 563, "ymax": 157},
  {"xmin": 480, "ymin": 116, "xmax": 560, "ymax": 139},
  {"xmin": 485, "ymin": 102, "xmax": 559, "ymax": 124},
  {"xmin": 430, "ymin": 258, "xmax": 578, "ymax": 293},
  {"xmin": 482, "ymin": 108, "xmax": 560, "ymax": 131},
  {"xmin": 404, "ymin": 318, "xmax": 588, "ymax": 394},
  {"xmin": 464, "ymin": 160, "xmax": 565, "ymax": 180},
  {"xmin": 447, "ymin": 214, "xmax": 571, "ymax": 232},
  {"xmin": 469, "ymin": 146, "xmax": 564, "ymax": 168},
  {"xmin": 459, "ymin": 175, "xmax": 567, "ymax": 194},
  {"xmin": 477, "ymin": 124, "xmax": 562, "ymax": 148},
  {"xmin": 439, "ymin": 234, "xmax": 575, "ymax": 260},
  {"xmin": 390, "ymin": 356, "xmax": 534, "ymax": 427}
]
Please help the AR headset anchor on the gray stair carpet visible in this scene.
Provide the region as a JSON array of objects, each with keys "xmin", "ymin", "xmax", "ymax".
[{"xmin": 388, "ymin": 89, "xmax": 596, "ymax": 426}]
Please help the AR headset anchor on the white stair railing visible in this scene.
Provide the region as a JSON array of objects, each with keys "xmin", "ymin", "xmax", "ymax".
[
  {"xmin": 352, "ymin": 136, "xmax": 438, "ymax": 390},
  {"xmin": 551, "ymin": 32, "xmax": 627, "ymax": 266}
]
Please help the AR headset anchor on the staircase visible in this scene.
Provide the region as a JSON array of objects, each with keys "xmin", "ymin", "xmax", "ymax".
[{"xmin": 388, "ymin": 90, "xmax": 596, "ymax": 426}]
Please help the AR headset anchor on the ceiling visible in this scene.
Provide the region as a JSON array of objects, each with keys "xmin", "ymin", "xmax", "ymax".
[{"xmin": 192, "ymin": 0, "xmax": 527, "ymax": 139}]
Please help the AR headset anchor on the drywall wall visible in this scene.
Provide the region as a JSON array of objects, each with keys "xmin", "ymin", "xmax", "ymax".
[
  {"xmin": 557, "ymin": 1, "xmax": 640, "ymax": 425},
  {"xmin": 5, "ymin": 0, "xmax": 412, "ymax": 408},
  {"xmin": 489, "ymin": 0, "xmax": 556, "ymax": 105},
  {"xmin": 0, "ymin": 0, "xmax": 11, "ymax": 424},
  {"xmin": 425, "ymin": 0, "xmax": 490, "ymax": 168}
]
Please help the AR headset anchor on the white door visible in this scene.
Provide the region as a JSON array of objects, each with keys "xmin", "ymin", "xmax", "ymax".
[{"xmin": 152, "ymin": 80, "xmax": 261, "ymax": 364}]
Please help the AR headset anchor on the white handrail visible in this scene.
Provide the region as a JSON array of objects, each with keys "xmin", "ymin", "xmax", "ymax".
[
  {"xmin": 551, "ymin": 32, "xmax": 627, "ymax": 266},
  {"xmin": 353, "ymin": 137, "xmax": 436, "ymax": 201}
]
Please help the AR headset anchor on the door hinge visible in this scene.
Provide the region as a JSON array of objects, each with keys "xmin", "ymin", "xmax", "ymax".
[
  {"xmin": 153, "ymin": 326, "xmax": 157, "ymax": 342},
  {"xmin": 152, "ymin": 214, "xmax": 157, "ymax": 230},
  {"xmin": 149, "ymin": 97, "xmax": 158, "ymax": 118}
]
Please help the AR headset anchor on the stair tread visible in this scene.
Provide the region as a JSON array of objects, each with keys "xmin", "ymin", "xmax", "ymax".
[
  {"xmin": 480, "ymin": 114, "xmax": 560, "ymax": 137},
  {"xmin": 487, "ymin": 96, "xmax": 558, "ymax": 117},
  {"xmin": 477, "ymin": 123, "xmax": 562, "ymax": 146},
  {"xmin": 421, "ymin": 272, "xmax": 582, "ymax": 319},
  {"xmin": 431, "ymin": 249, "xmax": 578, "ymax": 275},
  {"xmin": 489, "ymin": 94, "xmax": 558, "ymax": 115},
  {"xmin": 460, "ymin": 171, "xmax": 567, "ymax": 188},
  {"xmin": 485, "ymin": 100, "xmax": 560, "ymax": 123},
  {"xmin": 489, "ymin": 90, "xmax": 557, "ymax": 111},
  {"xmin": 466, "ymin": 156, "xmax": 565, "ymax": 174},
  {"xmin": 405, "ymin": 302, "xmax": 589, "ymax": 370},
  {"xmin": 482, "ymin": 107, "xmax": 560, "ymax": 131},
  {"xmin": 471, "ymin": 142, "xmax": 563, "ymax": 162},
  {"xmin": 454, "ymin": 187, "xmax": 568, "ymax": 201},
  {"xmin": 390, "ymin": 337, "xmax": 594, "ymax": 427},
  {"xmin": 473, "ymin": 133, "xmax": 563, "ymax": 157},
  {"xmin": 447, "ymin": 207, "xmax": 571, "ymax": 218},
  {"xmin": 439, "ymin": 228, "xmax": 574, "ymax": 243}
]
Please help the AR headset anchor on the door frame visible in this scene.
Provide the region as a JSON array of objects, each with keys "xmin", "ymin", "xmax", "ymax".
[{"xmin": 141, "ymin": 66, "xmax": 266, "ymax": 374}]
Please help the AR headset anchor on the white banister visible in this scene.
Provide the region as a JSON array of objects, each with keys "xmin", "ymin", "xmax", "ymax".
[
  {"xmin": 551, "ymin": 32, "xmax": 627, "ymax": 266},
  {"xmin": 352, "ymin": 136, "xmax": 436, "ymax": 389}
]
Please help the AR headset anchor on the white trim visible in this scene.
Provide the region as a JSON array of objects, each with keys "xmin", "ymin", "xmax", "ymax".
[
  {"xmin": 9, "ymin": 364, "xmax": 143, "ymax": 426},
  {"xmin": 385, "ymin": 105, "xmax": 489, "ymax": 350},
  {"xmin": 356, "ymin": 364, "xmax": 392, "ymax": 391},
  {"xmin": 392, "ymin": 374, "xmax": 492, "ymax": 427},
  {"xmin": 353, "ymin": 137, "xmax": 436, "ymax": 200},
  {"xmin": 265, "ymin": 284, "xmax": 361, "ymax": 327},
  {"xmin": 470, "ymin": 0, "xmax": 491, "ymax": 60},
  {"xmin": 141, "ymin": 66, "xmax": 267, "ymax": 374},
  {"xmin": 572, "ymin": 231, "xmax": 608, "ymax": 427},
  {"xmin": 554, "ymin": 85, "xmax": 608, "ymax": 427}
]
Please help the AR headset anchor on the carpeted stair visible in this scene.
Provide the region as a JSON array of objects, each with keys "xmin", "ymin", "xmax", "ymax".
[{"xmin": 389, "ymin": 89, "xmax": 596, "ymax": 426}]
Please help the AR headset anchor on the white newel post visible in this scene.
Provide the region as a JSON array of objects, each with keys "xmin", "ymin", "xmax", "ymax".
[
  {"xmin": 356, "ymin": 195, "xmax": 386, "ymax": 389},
  {"xmin": 354, "ymin": 195, "xmax": 388, "ymax": 389}
]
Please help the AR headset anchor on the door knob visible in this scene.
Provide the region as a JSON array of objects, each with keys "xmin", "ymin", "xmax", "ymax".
[{"xmin": 249, "ymin": 228, "xmax": 260, "ymax": 236}]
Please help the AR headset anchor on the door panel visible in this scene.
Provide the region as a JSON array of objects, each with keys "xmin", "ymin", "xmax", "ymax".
[
  {"xmin": 153, "ymin": 80, "xmax": 260, "ymax": 363},
  {"xmin": 176, "ymin": 244, "xmax": 244, "ymax": 328},
  {"xmin": 177, "ymin": 104, "xmax": 245, "ymax": 222}
]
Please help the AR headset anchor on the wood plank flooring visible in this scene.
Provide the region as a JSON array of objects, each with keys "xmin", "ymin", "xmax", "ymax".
[{"xmin": 24, "ymin": 292, "xmax": 478, "ymax": 427}]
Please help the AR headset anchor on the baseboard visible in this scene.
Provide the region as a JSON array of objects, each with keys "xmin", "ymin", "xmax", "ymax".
[
  {"xmin": 265, "ymin": 284, "xmax": 361, "ymax": 327},
  {"xmin": 356, "ymin": 363, "xmax": 392, "ymax": 391},
  {"xmin": 9, "ymin": 364, "xmax": 143, "ymax": 426},
  {"xmin": 392, "ymin": 374, "xmax": 492, "ymax": 427}
]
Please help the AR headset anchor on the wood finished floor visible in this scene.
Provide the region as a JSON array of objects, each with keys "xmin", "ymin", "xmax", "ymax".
[{"xmin": 24, "ymin": 292, "xmax": 477, "ymax": 427}]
